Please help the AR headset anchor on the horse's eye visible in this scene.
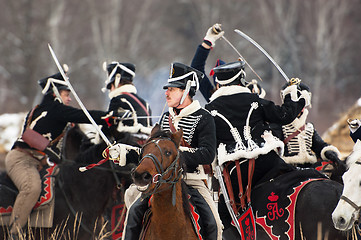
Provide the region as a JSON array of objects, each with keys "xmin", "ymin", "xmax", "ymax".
[{"xmin": 165, "ymin": 151, "xmax": 172, "ymax": 156}]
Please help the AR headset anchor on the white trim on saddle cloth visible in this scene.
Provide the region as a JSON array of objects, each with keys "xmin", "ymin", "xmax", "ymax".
[{"xmin": 217, "ymin": 131, "xmax": 284, "ymax": 166}]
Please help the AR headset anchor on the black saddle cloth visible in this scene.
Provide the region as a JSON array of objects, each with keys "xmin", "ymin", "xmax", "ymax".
[{"xmin": 0, "ymin": 165, "xmax": 57, "ymax": 214}]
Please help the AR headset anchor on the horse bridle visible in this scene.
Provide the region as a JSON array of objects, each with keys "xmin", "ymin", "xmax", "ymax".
[
  {"xmin": 139, "ymin": 137, "xmax": 183, "ymax": 205},
  {"xmin": 339, "ymin": 161, "xmax": 361, "ymax": 226}
]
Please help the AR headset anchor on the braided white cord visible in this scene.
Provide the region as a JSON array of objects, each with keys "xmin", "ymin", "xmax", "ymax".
[{"xmin": 211, "ymin": 110, "xmax": 244, "ymax": 147}]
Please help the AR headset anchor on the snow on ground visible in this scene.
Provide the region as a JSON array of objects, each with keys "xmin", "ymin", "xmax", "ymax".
[{"xmin": 0, "ymin": 112, "xmax": 26, "ymax": 153}]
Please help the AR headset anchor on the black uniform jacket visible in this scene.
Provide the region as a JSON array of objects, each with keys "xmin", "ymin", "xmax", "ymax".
[
  {"xmin": 205, "ymin": 86, "xmax": 306, "ymax": 147},
  {"xmin": 13, "ymin": 94, "xmax": 108, "ymax": 156},
  {"xmin": 159, "ymin": 100, "xmax": 216, "ymax": 173}
]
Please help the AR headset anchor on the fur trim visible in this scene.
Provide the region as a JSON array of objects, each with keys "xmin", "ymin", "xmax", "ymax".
[
  {"xmin": 283, "ymin": 152, "xmax": 318, "ymax": 164},
  {"xmin": 117, "ymin": 123, "xmax": 152, "ymax": 134},
  {"xmin": 108, "ymin": 84, "xmax": 137, "ymax": 99},
  {"xmin": 217, "ymin": 131, "xmax": 284, "ymax": 166},
  {"xmin": 321, "ymin": 145, "xmax": 341, "ymax": 161},
  {"xmin": 346, "ymin": 140, "xmax": 361, "ymax": 168},
  {"xmin": 169, "ymin": 100, "xmax": 201, "ymax": 127},
  {"xmin": 209, "ymin": 85, "xmax": 251, "ymax": 102}
]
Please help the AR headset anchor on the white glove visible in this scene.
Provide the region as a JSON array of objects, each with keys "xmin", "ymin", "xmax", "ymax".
[
  {"xmin": 204, "ymin": 23, "xmax": 225, "ymax": 47},
  {"xmin": 109, "ymin": 144, "xmax": 127, "ymax": 166},
  {"xmin": 348, "ymin": 119, "xmax": 361, "ymax": 133}
]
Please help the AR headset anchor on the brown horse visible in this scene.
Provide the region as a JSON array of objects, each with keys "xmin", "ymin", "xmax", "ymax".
[{"xmin": 132, "ymin": 125, "xmax": 198, "ymax": 240}]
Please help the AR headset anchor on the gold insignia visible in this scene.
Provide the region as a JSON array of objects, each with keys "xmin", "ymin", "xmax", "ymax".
[{"xmin": 169, "ymin": 67, "xmax": 175, "ymax": 78}]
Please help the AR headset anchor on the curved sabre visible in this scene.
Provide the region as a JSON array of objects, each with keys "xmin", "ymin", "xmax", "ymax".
[{"xmin": 234, "ymin": 29, "xmax": 289, "ymax": 82}]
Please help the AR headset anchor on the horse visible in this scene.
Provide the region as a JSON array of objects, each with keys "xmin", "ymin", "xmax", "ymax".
[
  {"xmin": 218, "ymin": 155, "xmax": 353, "ymax": 240},
  {"xmin": 0, "ymin": 124, "xmax": 138, "ymax": 239},
  {"xmin": 332, "ymin": 140, "xmax": 361, "ymax": 235},
  {"xmin": 131, "ymin": 125, "xmax": 198, "ymax": 240}
]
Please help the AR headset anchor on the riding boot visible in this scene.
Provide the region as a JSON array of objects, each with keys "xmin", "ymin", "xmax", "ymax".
[
  {"xmin": 187, "ymin": 185, "xmax": 218, "ymax": 240},
  {"xmin": 122, "ymin": 196, "xmax": 149, "ymax": 240}
]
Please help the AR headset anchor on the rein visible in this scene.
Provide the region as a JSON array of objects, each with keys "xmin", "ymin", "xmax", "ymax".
[
  {"xmin": 139, "ymin": 137, "xmax": 183, "ymax": 205},
  {"xmin": 55, "ymin": 158, "xmax": 131, "ymax": 236}
]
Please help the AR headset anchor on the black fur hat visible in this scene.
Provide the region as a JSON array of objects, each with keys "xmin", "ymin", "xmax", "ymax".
[
  {"xmin": 163, "ymin": 62, "xmax": 204, "ymax": 97},
  {"xmin": 104, "ymin": 62, "xmax": 136, "ymax": 90},
  {"xmin": 38, "ymin": 72, "xmax": 69, "ymax": 95}
]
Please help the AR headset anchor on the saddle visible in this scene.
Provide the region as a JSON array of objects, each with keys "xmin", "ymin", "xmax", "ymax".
[
  {"xmin": 250, "ymin": 168, "xmax": 327, "ymax": 239},
  {"xmin": 0, "ymin": 165, "xmax": 57, "ymax": 217}
]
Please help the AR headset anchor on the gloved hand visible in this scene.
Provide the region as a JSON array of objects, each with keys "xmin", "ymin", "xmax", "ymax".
[
  {"xmin": 203, "ymin": 23, "xmax": 225, "ymax": 47},
  {"xmin": 108, "ymin": 143, "xmax": 126, "ymax": 166},
  {"xmin": 324, "ymin": 150, "xmax": 341, "ymax": 165},
  {"xmin": 348, "ymin": 118, "xmax": 361, "ymax": 133}
]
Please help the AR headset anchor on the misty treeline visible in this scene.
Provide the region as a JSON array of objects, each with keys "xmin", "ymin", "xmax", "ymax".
[{"xmin": 0, "ymin": 0, "xmax": 360, "ymax": 133}]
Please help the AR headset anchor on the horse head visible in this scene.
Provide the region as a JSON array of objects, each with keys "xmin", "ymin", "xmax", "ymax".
[
  {"xmin": 132, "ymin": 124, "xmax": 184, "ymax": 199},
  {"xmin": 332, "ymin": 140, "xmax": 361, "ymax": 231}
]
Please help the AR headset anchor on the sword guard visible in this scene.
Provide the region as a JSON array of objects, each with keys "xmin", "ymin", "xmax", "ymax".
[{"xmin": 212, "ymin": 24, "xmax": 222, "ymax": 34}]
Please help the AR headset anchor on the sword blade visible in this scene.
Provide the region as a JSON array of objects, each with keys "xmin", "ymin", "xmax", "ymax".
[
  {"xmin": 48, "ymin": 44, "xmax": 112, "ymax": 146},
  {"xmin": 234, "ymin": 29, "xmax": 289, "ymax": 82},
  {"xmin": 221, "ymin": 35, "xmax": 263, "ymax": 82}
]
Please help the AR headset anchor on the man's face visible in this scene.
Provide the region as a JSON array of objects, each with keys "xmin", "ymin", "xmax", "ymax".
[
  {"xmin": 60, "ymin": 90, "xmax": 72, "ymax": 106},
  {"xmin": 165, "ymin": 87, "xmax": 184, "ymax": 108}
]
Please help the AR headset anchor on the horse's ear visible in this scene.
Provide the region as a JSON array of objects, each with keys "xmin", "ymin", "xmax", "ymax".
[
  {"xmin": 171, "ymin": 128, "xmax": 183, "ymax": 147},
  {"xmin": 151, "ymin": 124, "xmax": 161, "ymax": 137}
]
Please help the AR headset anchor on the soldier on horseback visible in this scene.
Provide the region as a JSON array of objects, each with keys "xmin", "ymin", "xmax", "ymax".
[
  {"xmin": 109, "ymin": 62, "xmax": 223, "ymax": 240},
  {"xmin": 270, "ymin": 80, "xmax": 342, "ymax": 171},
  {"xmin": 192, "ymin": 23, "xmax": 341, "ymax": 172},
  {"xmin": 4, "ymin": 72, "xmax": 116, "ymax": 238},
  {"xmin": 102, "ymin": 61, "xmax": 152, "ymax": 143},
  {"xmin": 203, "ymin": 60, "xmax": 309, "ymax": 236},
  {"xmin": 101, "ymin": 61, "xmax": 153, "ymax": 237}
]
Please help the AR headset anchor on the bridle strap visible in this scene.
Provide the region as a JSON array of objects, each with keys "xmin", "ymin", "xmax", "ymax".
[
  {"xmin": 340, "ymin": 195, "xmax": 361, "ymax": 212},
  {"xmin": 139, "ymin": 137, "xmax": 182, "ymax": 201}
]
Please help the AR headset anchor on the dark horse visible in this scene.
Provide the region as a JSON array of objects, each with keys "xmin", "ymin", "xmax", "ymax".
[
  {"xmin": 219, "ymin": 157, "xmax": 353, "ymax": 240},
  {"xmin": 131, "ymin": 125, "xmax": 198, "ymax": 240},
  {"xmin": 0, "ymin": 124, "xmax": 138, "ymax": 239}
]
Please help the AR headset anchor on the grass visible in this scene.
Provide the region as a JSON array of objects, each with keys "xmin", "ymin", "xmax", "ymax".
[{"xmin": 1, "ymin": 212, "xmax": 116, "ymax": 240}]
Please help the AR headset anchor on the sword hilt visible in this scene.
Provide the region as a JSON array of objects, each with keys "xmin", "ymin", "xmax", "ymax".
[{"xmin": 212, "ymin": 24, "xmax": 222, "ymax": 34}]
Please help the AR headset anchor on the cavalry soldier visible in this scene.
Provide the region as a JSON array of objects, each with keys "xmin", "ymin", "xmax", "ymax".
[
  {"xmin": 204, "ymin": 60, "xmax": 309, "ymax": 232},
  {"xmin": 270, "ymin": 80, "xmax": 342, "ymax": 170},
  {"xmin": 5, "ymin": 72, "xmax": 116, "ymax": 238},
  {"xmin": 102, "ymin": 61, "xmax": 152, "ymax": 143},
  {"xmin": 101, "ymin": 61, "xmax": 153, "ymax": 237},
  {"xmin": 109, "ymin": 62, "xmax": 223, "ymax": 240}
]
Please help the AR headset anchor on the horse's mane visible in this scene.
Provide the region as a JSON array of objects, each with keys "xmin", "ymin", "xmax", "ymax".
[{"xmin": 147, "ymin": 129, "xmax": 173, "ymax": 142}]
